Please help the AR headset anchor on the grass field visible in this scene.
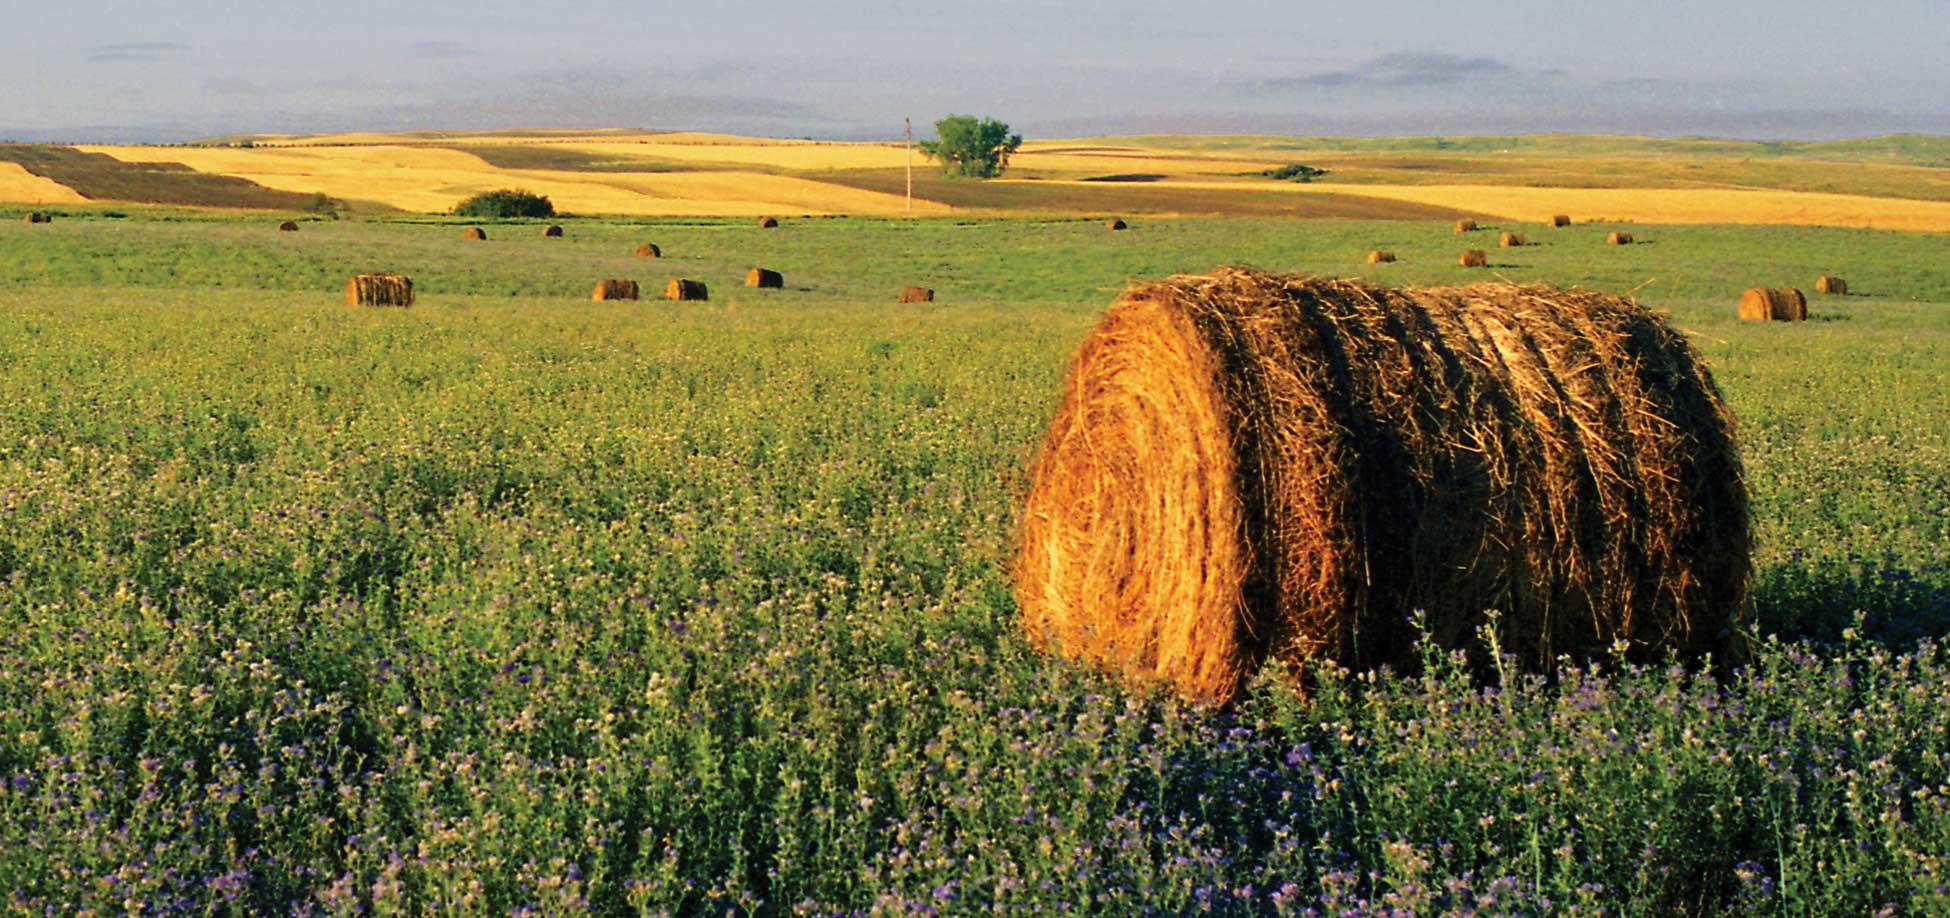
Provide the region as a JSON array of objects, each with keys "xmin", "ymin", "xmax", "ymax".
[{"xmin": 1, "ymin": 210, "xmax": 1948, "ymax": 914}]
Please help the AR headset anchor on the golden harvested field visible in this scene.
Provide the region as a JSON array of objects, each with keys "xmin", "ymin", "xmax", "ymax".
[{"xmin": 0, "ymin": 161, "xmax": 89, "ymax": 205}]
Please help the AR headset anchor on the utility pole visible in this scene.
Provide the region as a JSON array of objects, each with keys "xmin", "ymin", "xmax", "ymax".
[{"xmin": 904, "ymin": 117, "xmax": 913, "ymax": 215}]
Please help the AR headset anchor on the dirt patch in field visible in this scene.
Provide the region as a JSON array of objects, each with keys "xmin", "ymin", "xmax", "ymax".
[{"xmin": 824, "ymin": 169, "xmax": 1473, "ymax": 219}]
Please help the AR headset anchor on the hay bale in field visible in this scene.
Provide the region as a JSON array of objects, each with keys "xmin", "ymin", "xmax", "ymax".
[
  {"xmin": 1737, "ymin": 287, "xmax": 1807, "ymax": 321},
  {"xmin": 1459, "ymin": 249, "xmax": 1488, "ymax": 267},
  {"xmin": 543, "ymin": 225, "xmax": 564, "ymax": 237},
  {"xmin": 745, "ymin": 267, "xmax": 784, "ymax": 289},
  {"xmin": 1366, "ymin": 250, "xmax": 1397, "ymax": 264},
  {"xmin": 1453, "ymin": 219, "xmax": 1477, "ymax": 233},
  {"xmin": 758, "ymin": 216, "xmax": 779, "ymax": 229},
  {"xmin": 664, "ymin": 278, "xmax": 708, "ymax": 301},
  {"xmin": 1816, "ymin": 275, "xmax": 1848, "ymax": 295},
  {"xmin": 1107, "ymin": 218, "xmax": 1128, "ymax": 230},
  {"xmin": 22, "ymin": 212, "xmax": 49, "ymax": 224},
  {"xmin": 277, "ymin": 221, "xmax": 300, "ymax": 232},
  {"xmin": 1607, "ymin": 232, "xmax": 1635, "ymax": 246},
  {"xmin": 1016, "ymin": 267, "xmax": 1750, "ymax": 704},
  {"xmin": 344, "ymin": 273, "xmax": 415, "ymax": 308},
  {"xmin": 1499, "ymin": 231, "xmax": 1526, "ymax": 247},
  {"xmin": 462, "ymin": 227, "xmax": 487, "ymax": 241},
  {"xmin": 899, "ymin": 285, "xmax": 935, "ymax": 303},
  {"xmin": 1551, "ymin": 215, "xmax": 1572, "ymax": 227},
  {"xmin": 592, "ymin": 279, "xmax": 640, "ymax": 301},
  {"xmin": 635, "ymin": 243, "xmax": 662, "ymax": 258}
]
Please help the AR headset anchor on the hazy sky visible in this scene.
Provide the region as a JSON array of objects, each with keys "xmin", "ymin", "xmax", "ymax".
[{"xmin": 3, "ymin": 0, "xmax": 1946, "ymax": 142}]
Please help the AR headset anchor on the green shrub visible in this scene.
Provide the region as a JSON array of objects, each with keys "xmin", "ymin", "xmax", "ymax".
[
  {"xmin": 453, "ymin": 188, "xmax": 556, "ymax": 219},
  {"xmin": 1262, "ymin": 163, "xmax": 1328, "ymax": 182}
]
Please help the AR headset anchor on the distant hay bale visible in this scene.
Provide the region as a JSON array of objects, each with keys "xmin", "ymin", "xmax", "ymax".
[
  {"xmin": 1816, "ymin": 275, "xmax": 1848, "ymax": 295},
  {"xmin": 634, "ymin": 243, "xmax": 662, "ymax": 258},
  {"xmin": 758, "ymin": 216, "xmax": 779, "ymax": 229},
  {"xmin": 1107, "ymin": 218, "xmax": 1128, "ymax": 230},
  {"xmin": 591, "ymin": 279, "xmax": 640, "ymax": 301},
  {"xmin": 899, "ymin": 285, "xmax": 936, "ymax": 303},
  {"xmin": 664, "ymin": 278, "xmax": 709, "ymax": 301},
  {"xmin": 1453, "ymin": 219, "xmax": 1478, "ymax": 233},
  {"xmin": 277, "ymin": 221, "xmax": 300, "ymax": 232},
  {"xmin": 462, "ymin": 227, "xmax": 487, "ymax": 241},
  {"xmin": 1551, "ymin": 215, "xmax": 1572, "ymax": 227},
  {"xmin": 1459, "ymin": 249, "xmax": 1488, "ymax": 267},
  {"xmin": 22, "ymin": 212, "xmax": 49, "ymax": 224},
  {"xmin": 1366, "ymin": 250, "xmax": 1397, "ymax": 264},
  {"xmin": 1607, "ymin": 232, "xmax": 1635, "ymax": 246},
  {"xmin": 1499, "ymin": 231, "xmax": 1526, "ymax": 247},
  {"xmin": 1016, "ymin": 267, "xmax": 1750, "ymax": 704},
  {"xmin": 745, "ymin": 268, "xmax": 784, "ymax": 289},
  {"xmin": 344, "ymin": 273, "xmax": 415, "ymax": 308},
  {"xmin": 1737, "ymin": 287, "xmax": 1808, "ymax": 322},
  {"xmin": 543, "ymin": 225, "xmax": 564, "ymax": 238}
]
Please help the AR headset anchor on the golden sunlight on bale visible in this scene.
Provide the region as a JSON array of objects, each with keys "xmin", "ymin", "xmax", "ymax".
[
  {"xmin": 1737, "ymin": 287, "xmax": 1808, "ymax": 322},
  {"xmin": 635, "ymin": 243, "xmax": 662, "ymax": 258},
  {"xmin": 543, "ymin": 225, "xmax": 564, "ymax": 237},
  {"xmin": 1459, "ymin": 249, "xmax": 1488, "ymax": 267},
  {"xmin": 1107, "ymin": 218, "xmax": 1128, "ymax": 230},
  {"xmin": 277, "ymin": 221, "xmax": 300, "ymax": 232},
  {"xmin": 1816, "ymin": 276, "xmax": 1848, "ymax": 295},
  {"xmin": 1453, "ymin": 219, "xmax": 1477, "ymax": 233},
  {"xmin": 745, "ymin": 268, "xmax": 784, "ymax": 289},
  {"xmin": 758, "ymin": 216, "xmax": 779, "ymax": 229},
  {"xmin": 1551, "ymin": 215, "xmax": 1572, "ymax": 227},
  {"xmin": 1366, "ymin": 250, "xmax": 1397, "ymax": 264},
  {"xmin": 591, "ymin": 279, "xmax": 639, "ymax": 301},
  {"xmin": 664, "ymin": 278, "xmax": 709, "ymax": 301},
  {"xmin": 344, "ymin": 273, "xmax": 415, "ymax": 308},
  {"xmin": 23, "ymin": 212, "xmax": 50, "ymax": 224},
  {"xmin": 1015, "ymin": 267, "xmax": 1750, "ymax": 704},
  {"xmin": 899, "ymin": 285, "xmax": 935, "ymax": 303},
  {"xmin": 1499, "ymin": 231, "xmax": 1526, "ymax": 247},
  {"xmin": 1608, "ymin": 232, "xmax": 1635, "ymax": 245},
  {"xmin": 462, "ymin": 227, "xmax": 487, "ymax": 241}
]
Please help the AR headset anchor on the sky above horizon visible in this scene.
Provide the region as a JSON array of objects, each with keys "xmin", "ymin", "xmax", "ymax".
[{"xmin": 3, "ymin": 0, "xmax": 1946, "ymax": 143}]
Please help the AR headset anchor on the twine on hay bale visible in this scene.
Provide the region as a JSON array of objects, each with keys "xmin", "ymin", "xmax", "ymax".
[
  {"xmin": 277, "ymin": 221, "xmax": 300, "ymax": 232},
  {"xmin": 1016, "ymin": 267, "xmax": 1751, "ymax": 704},
  {"xmin": 1107, "ymin": 218, "xmax": 1128, "ymax": 230},
  {"xmin": 1608, "ymin": 232, "xmax": 1635, "ymax": 246},
  {"xmin": 1499, "ymin": 231, "xmax": 1526, "ymax": 247},
  {"xmin": 664, "ymin": 278, "xmax": 708, "ymax": 301},
  {"xmin": 542, "ymin": 225, "xmax": 564, "ymax": 238},
  {"xmin": 1551, "ymin": 215, "xmax": 1572, "ymax": 227},
  {"xmin": 745, "ymin": 268, "xmax": 784, "ymax": 289},
  {"xmin": 462, "ymin": 227, "xmax": 487, "ymax": 241},
  {"xmin": 1737, "ymin": 287, "xmax": 1807, "ymax": 321},
  {"xmin": 1366, "ymin": 250, "xmax": 1397, "ymax": 264},
  {"xmin": 1815, "ymin": 276, "xmax": 1847, "ymax": 295},
  {"xmin": 757, "ymin": 216, "xmax": 779, "ymax": 229},
  {"xmin": 344, "ymin": 273, "xmax": 415, "ymax": 308},
  {"xmin": 634, "ymin": 243, "xmax": 662, "ymax": 258},
  {"xmin": 899, "ymin": 285, "xmax": 935, "ymax": 303},
  {"xmin": 591, "ymin": 279, "xmax": 640, "ymax": 301},
  {"xmin": 1453, "ymin": 219, "xmax": 1477, "ymax": 233},
  {"xmin": 1459, "ymin": 249, "xmax": 1488, "ymax": 267}
]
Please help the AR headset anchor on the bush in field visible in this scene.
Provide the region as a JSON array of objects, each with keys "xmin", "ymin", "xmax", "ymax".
[
  {"xmin": 918, "ymin": 115, "xmax": 1023, "ymax": 179},
  {"xmin": 453, "ymin": 188, "xmax": 555, "ymax": 219},
  {"xmin": 1262, "ymin": 163, "xmax": 1328, "ymax": 182}
]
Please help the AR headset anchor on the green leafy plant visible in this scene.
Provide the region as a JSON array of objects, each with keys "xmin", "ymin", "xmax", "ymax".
[
  {"xmin": 453, "ymin": 188, "xmax": 556, "ymax": 218},
  {"xmin": 917, "ymin": 115, "xmax": 1023, "ymax": 179}
]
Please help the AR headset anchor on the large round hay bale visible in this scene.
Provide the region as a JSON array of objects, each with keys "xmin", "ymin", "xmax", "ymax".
[
  {"xmin": 543, "ymin": 225, "xmax": 564, "ymax": 238},
  {"xmin": 23, "ymin": 212, "xmax": 49, "ymax": 224},
  {"xmin": 1499, "ymin": 231, "xmax": 1526, "ymax": 247},
  {"xmin": 635, "ymin": 243, "xmax": 662, "ymax": 258},
  {"xmin": 592, "ymin": 279, "xmax": 640, "ymax": 301},
  {"xmin": 1453, "ymin": 219, "xmax": 1477, "ymax": 233},
  {"xmin": 277, "ymin": 221, "xmax": 300, "ymax": 232},
  {"xmin": 664, "ymin": 278, "xmax": 709, "ymax": 301},
  {"xmin": 1607, "ymin": 232, "xmax": 1635, "ymax": 246},
  {"xmin": 1016, "ymin": 268, "xmax": 1749, "ymax": 704},
  {"xmin": 1550, "ymin": 214, "xmax": 1572, "ymax": 227},
  {"xmin": 1366, "ymin": 250, "xmax": 1397, "ymax": 264},
  {"xmin": 1737, "ymin": 287, "xmax": 1808, "ymax": 321},
  {"xmin": 1815, "ymin": 275, "xmax": 1847, "ymax": 295},
  {"xmin": 899, "ymin": 285, "xmax": 935, "ymax": 303},
  {"xmin": 758, "ymin": 216, "xmax": 779, "ymax": 229},
  {"xmin": 344, "ymin": 273, "xmax": 415, "ymax": 308},
  {"xmin": 745, "ymin": 268, "xmax": 784, "ymax": 289},
  {"xmin": 462, "ymin": 227, "xmax": 487, "ymax": 241},
  {"xmin": 1459, "ymin": 249, "xmax": 1488, "ymax": 267},
  {"xmin": 1107, "ymin": 218, "xmax": 1129, "ymax": 230}
]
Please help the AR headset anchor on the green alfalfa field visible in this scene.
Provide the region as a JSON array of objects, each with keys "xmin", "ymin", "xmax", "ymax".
[{"xmin": 1, "ymin": 209, "xmax": 1948, "ymax": 915}]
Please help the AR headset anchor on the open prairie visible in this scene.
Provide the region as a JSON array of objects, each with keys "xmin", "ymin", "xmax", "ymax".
[{"xmin": 2, "ymin": 199, "xmax": 1948, "ymax": 912}]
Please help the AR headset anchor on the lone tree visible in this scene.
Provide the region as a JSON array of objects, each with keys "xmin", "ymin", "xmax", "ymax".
[{"xmin": 918, "ymin": 115, "xmax": 1023, "ymax": 179}]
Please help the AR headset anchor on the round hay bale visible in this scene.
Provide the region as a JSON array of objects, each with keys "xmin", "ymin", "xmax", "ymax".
[
  {"xmin": 344, "ymin": 273, "xmax": 415, "ymax": 308},
  {"xmin": 1459, "ymin": 249, "xmax": 1488, "ymax": 268},
  {"xmin": 745, "ymin": 268, "xmax": 784, "ymax": 289},
  {"xmin": 1365, "ymin": 250, "xmax": 1397, "ymax": 264},
  {"xmin": 899, "ymin": 285, "xmax": 936, "ymax": 303},
  {"xmin": 543, "ymin": 225, "xmax": 564, "ymax": 238},
  {"xmin": 1499, "ymin": 231, "xmax": 1526, "ymax": 247},
  {"xmin": 1550, "ymin": 214, "xmax": 1572, "ymax": 228},
  {"xmin": 634, "ymin": 243, "xmax": 662, "ymax": 258},
  {"xmin": 1453, "ymin": 219, "xmax": 1478, "ymax": 233},
  {"xmin": 1107, "ymin": 218, "xmax": 1129, "ymax": 231},
  {"xmin": 1815, "ymin": 275, "xmax": 1847, "ymax": 296},
  {"xmin": 758, "ymin": 216, "xmax": 779, "ymax": 229},
  {"xmin": 462, "ymin": 227, "xmax": 487, "ymax": 241},
  {"xmin": 277, "ymin": 221, "xmax": 300, "ymax": 232},
  {"xmin": 1016, "ymin": 267, "xmax": 1750, "ymax": 704},
  {"xmin": 1737, "ymin": 287, "xmax": 1808, "ymax": 322},
  {"xmin": 23, "ymin": 212, "xmax": 49, "ymax": 224},
  {"xmin": 1607, "ymin": 232, "xmax": 1635, "ymax": 246},
  {"xmin": 591, "ymin": 279, "xmax": 640, "ymax": 301},
  {"xmin": 664, "ymin": 278, "xmax": 709, "ymax": 301}
]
